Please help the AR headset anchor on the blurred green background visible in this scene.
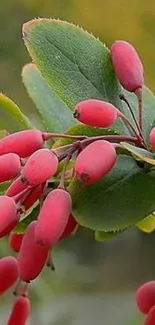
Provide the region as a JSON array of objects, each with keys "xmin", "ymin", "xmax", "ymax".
[{"xmin": 1, "ymin": 0, "xmax": 155, "ymax": 324}]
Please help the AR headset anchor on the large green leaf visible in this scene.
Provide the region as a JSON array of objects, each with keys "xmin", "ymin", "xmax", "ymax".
[
  {"xmin": 22, "ymin": 18, "xmax": 128, "ymax": 135},
  {"xmin": 0, "ymin": 93, "xmax": 32, "ymax": 132},
  {"xmin": 22, "ymin": 63, "xmax": 76, "ymax": 132},
  {"xmin": 22, "ymin": 19, "xmax": 155, "ymax": 144},
  {"xmin": 69, "ymin": 155, "xmax": 155, "ymax": 231}
]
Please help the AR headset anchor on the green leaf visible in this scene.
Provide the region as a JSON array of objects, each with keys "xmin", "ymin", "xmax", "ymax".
[
  {"xmin": 0, "ymin": 93, "xmax": 32, "ymax": 132},
  {"xmin": 22, "ymin": 18, "xmax": 128, "ymax": 135},
  {"xmin": 53, "ymin": 124, "xmax": 119, "ymax": 148},
  {"xmin": 120, "ymin": 142, "xmax": 155, "ymax": 165},
  {"xmin": 15, "ymin": 204, "xmax": 39, "ymax": 234},
  {"xmin": 135, "ymin": 215, "xmax": 155, "ymax": 233},
  {"xmin": 95, "ymin": 229, "xmax": 123, "ymax": 241},
  {"xmin": 69, "ymin": 155, "xmax": 155, "ymax": 231},
  {"xmin": 22, "ymin": 63, "xmax": 76, "ymax": 132}
]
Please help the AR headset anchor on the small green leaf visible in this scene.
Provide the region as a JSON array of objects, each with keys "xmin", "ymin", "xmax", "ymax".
[
  {"xmin": 121, "ymin": 142, "xmax": 155, "ymax": 165},
  {"xmin": 0, "ymin": 93, "xmax": 32, "ymax": 132},
  {"xmin": 15, "ymin": 205, "xmax": 39, "ymax": 234},
  {"xmin": 69, "ymin": 155, "xmax": 155, "ymax": 231},
  {"xmin": 22, "ymin": 18, "xmax": 128, "ymax": 135},
  {"xmin": 53, "ymin": 124, "xmax": 120, "ymax": 148},
  {"xmin": 22, "ymin": 63, "xmax": 76, "ymax": 132},
  {"xmin": 135, "ymin": 215, "xmax": 155, "ymax": 233},
  {"xmin": 95, "ymin": 229, "xmax": 123, "ymax": 241}
]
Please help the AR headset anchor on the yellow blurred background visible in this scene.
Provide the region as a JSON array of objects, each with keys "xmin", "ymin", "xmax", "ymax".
[{"xmin": 0, "ymin": 1, "xmax": 155, "ymax": 324}]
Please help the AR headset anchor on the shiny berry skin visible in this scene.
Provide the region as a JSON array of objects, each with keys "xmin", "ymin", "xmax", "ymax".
[
  {"xmin": 0, "ymin": 196, "xmax": 18, "ymax": 238},
  {"xmin": 60, "ymin": 214, "xmax": 77, "ymax": 239},
  {"xmin": 21, "ymin": 149, "xmax": 58, "ymax": 186},
  {"xmin": 111, "ymin": 40, "xmax": 144, "ymax": 92},
  {"xmin": 73, "ymin": 99, "xmax": 118, "ymax": 128},
  {"xmin": 0, "ymin": 256, "xmax": 19, "ymax": 294},
  {"xmin": 18, "ymin": 221, "xmax": 48, "ymax": 282},
  {"xmin": 0, "ymin": 153, "xmax": 21, "ymax": 183},
  {"xmin": 7, "ymin": 296, "xmax": 30, "ymax": 325},
  {"xmin": 145, "ymin": 306, "xmax": 155, "ymax": 325},
  {"xmin": 9, "ymin": 232, "xmax": 24, "ymax": 253},
  {"xmin": 5, "ymin": 177, "xmax": 28, "ymax": 197},
  {"xmin": 35, "ymin": 189, "xmax": 72, "ymax": 248},
  {"xmin": 136, "ymin": 281, "xmax": 155, "ymax": 314},
  {"xmin": 74, "ymin": 140, "xmax": 116, "ymax": 185},
  {"xmin": 0, "ymin": 129, "xmax": 44, "ymax": 158},
  {"xmin": 149, "ymin": 127, "xmax": 155, "ymax": 151}
]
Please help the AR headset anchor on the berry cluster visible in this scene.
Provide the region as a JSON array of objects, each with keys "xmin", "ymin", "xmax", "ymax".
[{"xmin": 0, "ymin": 40, "xmax": 154, "ymax": 324}]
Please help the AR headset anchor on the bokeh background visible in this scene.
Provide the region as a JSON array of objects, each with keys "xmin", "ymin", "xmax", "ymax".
[{"xmin": 1, "ymin": 1, "xmax": 155, "ymax": 324}]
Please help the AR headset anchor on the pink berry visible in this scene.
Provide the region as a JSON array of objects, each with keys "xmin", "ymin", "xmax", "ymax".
[
  {"xmin": 149, "ymin": 127, "xmax": 155, "ymax": 151},
  {"xmin": 5, "ymin": 177, "xmax": 28, "ymax": 197},
  {"xmin": 23, "ymin": 183, "xmax": 45, "ymax": 211},
  {"xmin": 0, "ymin": 196, "xmax": 18, "ymax": 238},
  {"xmin": 0, "ymin": 129, "xmax": 44, "ymax": 158},
  {"xmin": 7, "ymin": 296, "xmax": 30, "ymax": 325},
  {"xmin": 74, "ymin": 140, "xmax": 116, "ymax": 185},
  {"xmin": 145, "ymin": 306, "xmax": 155, "ymax": 325},
  {"xmin": 60, "ymin": 214, "xmax": 77, "ymax": 239},
  {"xmin": 21, "ymin": 149, "xmax": 58, "ymax": 186},
  {"xmin": 73, "ymin": 99, "xmax": 118, "ymax": 128},
  {"xmin": 111, "ymin": 40, "xmax": 144, "ymax": 92},
  {"xmin": 35, "ymin": 189, "xmax": 72, "ymax": 248},
  {"xmin": 0, "ymin": 256, "xmax": 19, "ymax": 294},
  {"xmin": 136, "ymin": 281, "xmax": 155, "ymax": 314},
  {"xmin": 0, "ymin": 153, "xmax": 21, "ymax": 183},
  {"xmin": 18, "ymin": 221, "xmax": 48, "ymax": 282},
  {"xmin": 9, "ymin": 232, "xmax": 24, "ymax": 253}
]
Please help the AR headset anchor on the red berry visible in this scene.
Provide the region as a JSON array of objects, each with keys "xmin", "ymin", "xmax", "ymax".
[
  {"xmin": 0, "ymin": 129, "xmax": 44, "ymax": 158},
  {"xmin": 145, "ymin": 306, "xmax": 155, "ymax": 325},
  {"xmin": 9, "ymin": 232, "xmax": 24, "ymax": 252},
  {"xmin": 0, "ymin": 256, "xmax": 18, "ymax": 294},
  {"xmin": 74, "ymin": 140, "xmax": 116, "ymax": 185},
  {"xmin": 60, "ymin": 214, "xmax": 77, "ymax": 239},
  {"xmin": 149, "ymin": 127, "xmax": 155, "ymax": 151},
  {"xmin": 0, "ymin": 153, "xmax": 21, "ymax": 183},
  {"xmin": 35, "ymin": 189, "xmax": 72, "ymax": 248},
  {"xmin": 111, "ymin": 40, "xmax": 144, "ymax": 92},
  {"xmin": 7, "ymin": 296, "xmax": 30, "ymax": 325},
  {"xmin": 23, "ymin": 183, "xmax": 45, "ymax": 211},
  {"xmin": 5, "ymin": 177, "xmax": 28, "ymax": 197},
  {"xmin": 73, "ymin": 99, "xmax": 118, "ymax": 128},
  {"xmin": 22, "ymin": 149, "xmax": 58, "ymax": 186},
  {"xmin": 0, "ymin": 196, "xmax": 18, "ymax": 238},
  {"xmin": 136, "ymin": 281, "xmax": 155, "ymax": 314},
  {"xmin": 18, "ymin": 221, "xmax": 48, "ymax": 282}
]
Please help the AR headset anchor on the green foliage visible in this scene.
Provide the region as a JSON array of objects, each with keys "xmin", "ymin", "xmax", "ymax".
[
  {"xmin": 22, "ymin": 63, "xmax": 76, "ymax": 132},
  {"xmin": 0, "ymin": 93, "xmax": 32, "ymax": 132}
]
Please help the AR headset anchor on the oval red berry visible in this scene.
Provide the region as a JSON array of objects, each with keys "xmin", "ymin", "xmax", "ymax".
[
  {"xmin": 18, "ymin": 221, "xmax": 48, "ymax": 282},
  {"xmin": 7, "ymin": 296, "xmax": 30, "ymax": 325},
  {"xmin": 0, "ymin": 256, "xmax": 18, "ymax": 294},
  {"xmin": 22, "ymin": 149, "xmax": 58, "ymax": 186},
  {"xmin": 145, "ymin": 306, "xmax": 155, "ymax": 325},
  {"xmin": 0, "ymin": 129, "xmax": 44, "ymax": 158},
  {"xmin": 74, "ymin": 140, "xmax": 116, "ymax": 185},
  {"xmin": 73, "ymin": 99, "xmax": 118, "ymax": 128},
  {"xmin": 0, "ymin": 153, "xmax": 21, "ymax": 183},
  {"xmin": 136, "ymin": 281, "xmax": 155, "ymax": 314},
  {"xmin": 111, "ymin": 40, "xmax": 144, "ymax": 92},
  {"xmin": 0, "ymin": 196, "xmax": 18, "ymax": 238},
  {"xmin": 5, "ymin": 177, "xmax": 28, "ymax": 197},
  {"xmin": 9, "ymin": 232, "xmax": 24, "ymax": 253},
  {"xmin": 35, "ymin": 189, "xmax": 72, "ymax": 248}
]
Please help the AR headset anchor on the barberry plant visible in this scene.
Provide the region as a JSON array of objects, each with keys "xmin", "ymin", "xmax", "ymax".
[{"xmin": 1, "ymin": 18, "xmax": 155, "ymax": 324}]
